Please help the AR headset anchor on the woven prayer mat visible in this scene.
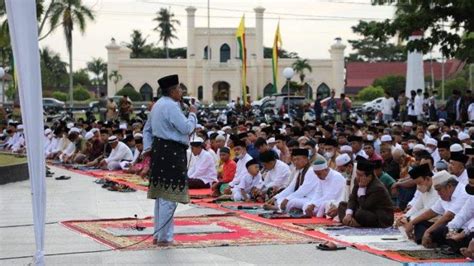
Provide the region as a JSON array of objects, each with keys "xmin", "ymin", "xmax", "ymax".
[
  {"xmin": 397, "ymin": 250, "xmax": 466, "ymax": 260},
  {"xmin": 221, "ymin": 205, "xmax": 274, "ymax": 215},
  {"xmin": 105, "ymin": 224, "xmax": 234, "ymax": 236},
  {"xmin": 61, "ymin": 215, "xmax": 317, "ymax": 250},
  {"xmin": 291, "ymin": 221, "xmax": 340, "ymax": 231}
]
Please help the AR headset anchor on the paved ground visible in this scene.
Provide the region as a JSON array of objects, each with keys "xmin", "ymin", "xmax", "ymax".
[{"xmin": 0, "ymin": 166, "xmax": 401, "ymax": 265}]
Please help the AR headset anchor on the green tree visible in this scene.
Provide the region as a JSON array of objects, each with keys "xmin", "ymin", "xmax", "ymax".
[
  {"xmin": 52, "ymin": 91, "xmax": 68, "ymax": 102},
  {"xmin": 73, "ymin": 68, "xmax": 91, "ymax": 86},
  {"xmin": 40, "ymin": 47, "xmax": 68, "ymax": 90},
  {"xmin": 291, "ymin": 59, "xmax": 312, "ymax": 84},
  {"xmin": 357, "ymin": 85, "xmax": 385, "ymax": 101},
  {"xmin": 116, "ymin": 86, "xmax": 142, "ymax": 101},
  {"xmin": 108, "ymin": 70, "xmax": 122, "ymax": 92},
  {"xmin": 372, "ymin": 75, "xmax": 406, "ymax": 96},
  {"xmin": 86, "ymin": 57, "xmax": 106, "ymax": 96},
  {"xmin": 443, "ymin": 77, "xmax": 468, "ymax": 98},
  {"xmin": 348, "ymin": 20, "xmax": 406, "ymax": 62},
  {"xmin": 126, "ymin": 29, "xmax": 149, "ymax": 58},
  {"xmin": 73, "ymin": 85, "xmax": 91, "ymax": 101},
  {"xmin": 153, "ymin": 8, "xmax": 180, "ymax": 58},
  {"xmin": 50, "ymin": 0, "xmax": 95, "ymax": 106},
  {"xmin": 263, "ymin": 47, "xmax": 299, "ymax": 59},
  {"xmin": 371, "ymin": 0, "xmax": 474, "ymax": 63}
]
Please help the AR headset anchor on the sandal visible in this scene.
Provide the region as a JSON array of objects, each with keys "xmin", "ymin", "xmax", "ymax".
[
  {"xmin": 316, "ymin": 241, "xmax": 347, "ymax": 251},
  {"xmin": 55, "ymin": 175, "xmax": 71, "ymax": 180}
]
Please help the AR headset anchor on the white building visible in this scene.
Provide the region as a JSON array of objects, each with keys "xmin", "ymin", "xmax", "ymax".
[{"xmin": 106, "ymin": 6, "xmax": 346, "ymax": 104}]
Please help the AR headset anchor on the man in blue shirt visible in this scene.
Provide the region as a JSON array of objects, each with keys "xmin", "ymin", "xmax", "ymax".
[{"xmin": 143, "ymin": 74, "xmax": 197, "ymax": 246}]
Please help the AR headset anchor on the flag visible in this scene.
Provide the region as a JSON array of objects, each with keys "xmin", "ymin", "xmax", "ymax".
[
  {"xmin": 272, "ymin": 22, "xmax": 282, "ymax": 94},
  {"xmin": 235, "ymin": 15, "xmax": 247, "ymax": 105}
]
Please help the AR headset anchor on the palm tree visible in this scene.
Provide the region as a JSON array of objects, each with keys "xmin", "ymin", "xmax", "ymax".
[
  {"xmin": 108, "ymin": 70, "xmax": 122, "ymax": 93},
  {"xmin": 50, "ymin": 0, "xmax": 94, "ymax": 107},
  {"xmin": 292, "ymin": 59, "xmax": 312, "ymax": 84},
  {"xmin": 153, "ymin": 8, "xmax": 180, "ymax": 58},
  {"xmin": 126, "ymin": 30, "xmax": 148, "ymax": 58},
  {"xmin": 87, "ymin": 57, "xmax": 106, "ymax": 96}
]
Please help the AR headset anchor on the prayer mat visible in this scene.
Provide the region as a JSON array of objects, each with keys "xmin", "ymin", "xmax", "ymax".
[
  {"xmin": 60, "ymin": 215, "xmax": 317, "ymax": 250},
  {"xmin": 292, "ymin": 222, "xmax": 340, "ymax": 231},
  {"xmin": 397, "ymin": 250, "xmax": 466, "ymax": 260},
  {"xmin": 323, "ymin": 227, "xmax": 400, "ymax": 236},
  {"xmin": 105, "ymin": 224, "xmax": 234, "ymax": 236},
  {"xmin": 221, "ymin": 205, "xmax": 274, "ymax": 215}
]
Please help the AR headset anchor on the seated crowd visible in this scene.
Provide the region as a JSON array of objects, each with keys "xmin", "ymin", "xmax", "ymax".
[{"xmin": 1, "ymin": 114, "xmax": 474, "ymax": 258}]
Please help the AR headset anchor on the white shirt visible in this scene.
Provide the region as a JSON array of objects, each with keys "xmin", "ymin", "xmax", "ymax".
[
  {"xmin": 468, "ymin": 103, "xmax": 474, "ymax": 121},
  {"xmin": 105, "ymin": 141, "xmax": 133, "ymax": 163},
  {"xmin": 236, "ymin": 173, "xmax": 262, "ymax": 193},
  {"xmin": 259, "ymin": 159, "xmax": 291, "ymax": 190},
  {"xmin": 187, "ymin": 149, "xmax": 218, "ymax": 184},
  {"xmin": 407, "ymin": 98, "xmax": 417, "ymax": 116},
  {"xmin": 307, "ymin": 169, "xmax": 346, "ymax": 214},
  {"xmin": 275, "ymin": 167, "xmax": 317, "ymax": 201},
  {"xmin": 45, "ymin": 137, "xmax": 60, "ymax": 156},
  {"xmin": 414, "ymin": 95, "xmax": 424, "ymax": 116},
  {"xmin": 208, "ymin": 148, "xmax": 220, "ymax": 168},
  {"xmin": 456, "ymin": 169, "xmax": 469, "ymax": 185},
  {"xmin": 448, "ymin": 196, "xmax": 474, "ymax": 233},
  {"xmin": 131, "ymin": 148, "xmax": 141, "ymax": 164},
  {"xmin": 229, "ymin": 153, "xmax": 253, "ymax": 187},
  {"xmin": 405, "ymin": 186, "xmax": 440, "ymax": 219},
  {"xmin": 381, "ymin": 97, "xmax": 396, "ymax": 115},
  {"xmin": 431, "ymin": 183, "xmax": 469, "ymax": 215},
  {"xmin": 430, "ymin": 148, "xmax": 441, "ymax": 163},
  {"xmin": 353, "ymin": 149, "xmax": 368, "ymax": 160}
]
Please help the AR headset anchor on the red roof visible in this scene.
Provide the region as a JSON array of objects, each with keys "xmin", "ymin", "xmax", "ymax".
[{"xmin": 346, "ymin": 59, "xmax": 465, "ymax": 91}]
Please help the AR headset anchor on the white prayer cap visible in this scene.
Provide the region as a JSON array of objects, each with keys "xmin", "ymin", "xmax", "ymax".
[
  {"xmin": 119, "ymin": 123, "xmax": 127, "ymax": 130},
  {"xmin": 67, "ymin": 122, "xmax": 74, "ymax": 129},
  {"xmin": 17, "ymin": 124, "xmax": 24, "ymax": 130},
  {"xmin": 432, "ymin": 170, "xmax": 453, "ymax": 187},
  {"xmin": 427, "ymin": 124, "xmax": 438, "ymax": 131},
  {"xmin": 335, "ymin": 154, "xmax": 351, "ymax": 167},
  {"xmin": 425, "ymin": 138, "xmax": 438, "ymax": 147},
  {"xmin": 259, "ymin": 123, "xmax": 267, "ymax": 128},
  {"xmin": 217, "ymin": 130, "xmax": 225, "ymax": 136},
  {"xmin": 438, "ymin": 118, "xmax": 447, "ymax": 123},
  {"xmin": 340, "ymin": 145, "xmax": 352, "ymax": 153},
  {"xmin": 222, "ymin": 126, "xmax": 231, "ymax": 131},
  {"xmin": 402, "ymin": 121, "xmax": 413, "ymax": 127},
  {"xmin": 391, "ymin": 122, "xmax": 402, "ymax": 127},
  {"xmin": 207, "ymin": 131, "xmax": 214, "ymax": 138},
  {"xmin": 108, "ymin": 135, "xmax": 118, "ymax": 143},
  {"xmin": 69, "ymin": 127, "xmax": 80, "ymax": 134},
  {"xmin": 381, "ymin": 135, "xmax": 392, "ymax": 142},
  {"xmin": 298, "ymin": 136, "xmax": 309, "ymax": 142},
  {"xmin": 279, "ymin": 128, "xmax": 286, "ymax": 135},
  {"xmin": 413, "ymin": 144, "xmax": 426, "ymax": 152},
  {"xmin": 44, "ymin": 128, "xmax": 52, "ymax": 135},
  {"xmin": 216, "ymin": 135, "xmax": 226, "ymax": 141},
  {"xmin": 267, "ymin": 137, "xmax": 276, "ymax": 144},
  {"xmin": 190, "ymin": 136, "xmax": 204, "ymax": 144},
  {"xmin": 450, "ymin": 143, "xmax": 464, "ymax": 153},
  {"xmin": 90, "ymin": 128, "xmax": 99, "ymax": 134},
  {"xmin": 459, "ymin": 132, "xmax": 470, "ymax": 141},
  {"xmin": 84, "ymin": 132, "xmax": 94, "ymax": 141},
  {"xmin": 133, "ymin": 133, "xmax": 143, "ymax": 139},
  {"xmin": 441, "ymin": 134, "xmax": 451, "ymax": 140},
  {"xmin": 312, "ymin": 158, "xmax": 328, "ymax": 171},
  {"xmin": 356, "ymin": 119, "xmax": 364, "ymax": 125},
  {"xmin": 366, "ymin": 134, "xmax": 374, "ymax": 141}
]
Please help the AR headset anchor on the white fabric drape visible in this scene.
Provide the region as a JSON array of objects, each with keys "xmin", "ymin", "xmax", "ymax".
[{"xmin": 5, "ymin": 0, "xmax": 46, "ymax": 265}]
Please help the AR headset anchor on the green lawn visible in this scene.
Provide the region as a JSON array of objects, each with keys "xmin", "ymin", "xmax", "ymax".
[{"xmin": 0, "ymin": 154, "xmax": 27, "ymax": 167}]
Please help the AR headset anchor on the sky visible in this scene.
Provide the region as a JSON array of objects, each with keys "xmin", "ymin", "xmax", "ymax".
[{"xmin": 40, "ymin": 0, "xmax": 397, "ymax": 69}]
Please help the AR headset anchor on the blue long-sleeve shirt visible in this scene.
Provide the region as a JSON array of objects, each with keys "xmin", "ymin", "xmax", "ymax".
[{"xmin": 143, "ymin": 96, "xmax": 197, "ymax": 150}]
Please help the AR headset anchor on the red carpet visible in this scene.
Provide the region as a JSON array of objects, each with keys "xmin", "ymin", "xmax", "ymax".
[{"xmin": 61, "ymin": 215, "xmax": 317, "ymax": 250}]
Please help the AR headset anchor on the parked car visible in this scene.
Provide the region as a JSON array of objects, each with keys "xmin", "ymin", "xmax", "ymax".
[
  {"xmin": 251, "ymin": 96, "xmax": 271, "ymax": 107},
  {"xmin": 361, "ymin": 97, "xmax": 384, "ymax": 113},
  {"xmin": 274, "ymin": 95, "xmax": 306, "ymax": 115},
  {"xmin": 42, "ymin": 98, "xmax": 65, "ymax": 113},
  {"xmin": 89, "ymin": 96, "xmax": 122, "ymax": 112}
]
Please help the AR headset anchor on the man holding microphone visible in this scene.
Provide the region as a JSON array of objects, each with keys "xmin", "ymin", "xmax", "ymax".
[{"xmin": 143, "ymin": 74, "xmax": 197, "ymax": 246}]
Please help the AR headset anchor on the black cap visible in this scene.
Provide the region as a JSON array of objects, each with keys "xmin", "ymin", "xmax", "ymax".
[
  {"xmin": 246, "ymin": 159, "xmax": 259, "ymax": 168},
  {"xmin": 233, "ymin": 140, "xmax": 247, "ymax": 148},
  {"xmin": 467, "ymin": 166, "xmax": 474, "ymax": 180},
  {"xmin": 409, "ymin": 163, "xmax": 433, "ymax": 179},
  {"xmin": 291, "ymin": 148, "xmax": 309, "ymax": 157},
  {"xmin": 158, "ymin": 74, "xmax": 179, "ymax": 90},
  {"xmin": 219, "ymin": 147, "xmax": 230, "ymax": 154},
  {"xmin": 254, "ymin": 138, "xmax": 268, "ymax": 148},
  {"xmin": 437, "ymin": 140, "xmax": 450, "ymax": 149},
  {"xmin": 356, "ymin": 158, "xmax": 374, "ymax": 172},
  {"xmin": 324, "ymin": 138, "xmax": 338, "ymax": 147},
  {"xmin": 348, "ymin": 135, "xmax": 363, "ymax": 142},
  {"xmin": 238, "ymin": 132, "xmax": 248, "ymax": 140},
  {"xmin": 450, "ymin": 153, "xmax": 468, "ymax": 164},
  {"xmin": 260, "ymin": 150, "xmax": 277, "ymax": 163}
]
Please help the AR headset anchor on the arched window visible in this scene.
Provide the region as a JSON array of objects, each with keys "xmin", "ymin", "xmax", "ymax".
[
  {"xmin": 220, "ymin": 43, "xmax": 230, "ymax": 62},
  {"xmin": 122, "ymin": 83, "xmax": 135, "ymax": 90},
  {"xmin": 317, "ymin": 83, "xmax": 330, "ymax": 99},
  {"xmin": 212, "ymin": 81, "xmax": 230, "ymax": 102},
  {"xmin": 204, "ymin": 46, "xmax": 209, "ymax": 59},
  {"xmin": 263, "ymin": 83, "xmax": 274, "ymax": 96},
  {"xmin": 197, "ymin": 86, "xmax": 203, "ymax": 100},
  {"xmin": 303, "ymin": 83, "xmax": 314, "ymax": 99},
  {"xmin": 139, "ymin": 83, "xmax": 153, "ymax": 101}
]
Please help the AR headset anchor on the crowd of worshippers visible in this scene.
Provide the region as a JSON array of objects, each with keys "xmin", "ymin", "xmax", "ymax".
[{"xmin": 2, "ymin": 113, "xmax": 474, "ymax": 256}]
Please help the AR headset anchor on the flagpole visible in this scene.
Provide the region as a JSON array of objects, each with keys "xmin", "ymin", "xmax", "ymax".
[{"xmin": 207, "ymin": 0, "xmax": 211, "ymax": 103}]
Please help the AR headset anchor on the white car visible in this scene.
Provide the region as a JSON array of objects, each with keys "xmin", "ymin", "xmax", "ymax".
[
  {"xmin": 251, "ymin": 96, "xmax": 271, "ymax": 107},
  {"xmin": 362, "ymin": 97, "xmax": 384, "ymax": 113}
]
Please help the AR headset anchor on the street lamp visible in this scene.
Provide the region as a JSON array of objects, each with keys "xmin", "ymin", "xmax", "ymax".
[{"xmin": 283, "ymin": 67, "xmax": 294, "ymax": 119}]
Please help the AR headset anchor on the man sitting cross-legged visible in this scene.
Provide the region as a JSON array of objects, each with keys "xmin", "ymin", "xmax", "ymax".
[
  {"xmin": 264, "ymin": 149, "xmax": 313, "ymax": 211},
  {"xmin": 253, "ymin": 150, "xmax": 290, "ymax": 200}
]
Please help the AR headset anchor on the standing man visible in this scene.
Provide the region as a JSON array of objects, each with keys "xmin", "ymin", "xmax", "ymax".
[
  {"xmin": 143, "ymin": 74, "xmax": 197, "ymax": 246},
  {"xmin": 381, "ymin": 91, "xmax": 396, "ymax": 123}
]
